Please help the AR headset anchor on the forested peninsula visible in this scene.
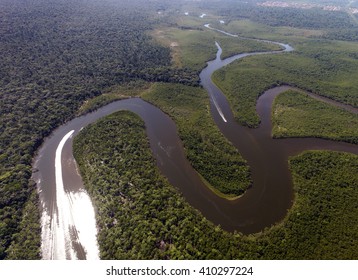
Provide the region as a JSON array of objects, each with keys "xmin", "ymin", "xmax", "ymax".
[
  {"xmin": 73, "ymin": 110, "xmax": 358, "ymax": 259},
  {"xmin": 1, "ymin": 0, "xmax": 358, "ymax": 259}
]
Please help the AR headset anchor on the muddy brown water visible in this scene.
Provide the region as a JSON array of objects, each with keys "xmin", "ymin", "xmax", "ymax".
[
  {"xmin": 199, "ymin": 43, "xmax": 357, "ymax": 234},
  {"xmin": 33, "ymin": 35, "xmax": 357, "ymax": 259}
]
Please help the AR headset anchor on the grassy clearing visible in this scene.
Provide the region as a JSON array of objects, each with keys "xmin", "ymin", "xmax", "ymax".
[
  {"xmin": 217, "ymin": 36, "xmax": 282, "ymax": 59},
  {"xmin": 152, "ymin": 20, "xmax": 284, "ymax": 72},
  {"xmin": 272, "ymin": 90, "xmax": 358, "ymax": 144},
  {"xmin": 74, "ymin": 6, "xmax": 358, "ymax": 259},
  {"xmin": 220, "ymin": 19, "xmax": 324, "ymax": 42},
  {"xmin": 151, "ymin": 26, "xmax": 218, "ymax": 71},
  {"xmin": 212, "ymin": 38, "xmax": 358, "ymax": 127}
]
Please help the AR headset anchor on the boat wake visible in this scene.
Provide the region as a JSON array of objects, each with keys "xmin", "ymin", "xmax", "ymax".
[
  {"xmin": 211, "ymin": 95, "xmax": 227, "ymax": 123},
  {"xmin": 41, "ymin": 130, "xmax": 99, "ymax": 260}
]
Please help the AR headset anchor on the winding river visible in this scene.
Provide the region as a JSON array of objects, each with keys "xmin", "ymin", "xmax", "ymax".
[{"xmin": 32, "ymin": 26, "xmax": 358, "ymax": 259}]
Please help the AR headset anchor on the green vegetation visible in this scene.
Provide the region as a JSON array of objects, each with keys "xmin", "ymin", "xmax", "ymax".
[
  {"xmin": 212, "ymin": 39, "xmax": 358, "ymax": 127},
  {"xmin": 220, "ymin": 19, "xmax": 324, "ymax": 41},
  {"xmin": 272, "ymin": 90, "xmax": 358, "ymax": 144},
  {"xmin": 152, "ymin": 26, "xmax": 217, "ymax": 71},
  {"xmin": 74, "ymin": 112, "xmax": 358, "ymax": 259},
  {"xmin": 78, "ymin": 81, "xmax": 252, "ymax": 198},
  {"xmin": 0, "ymin": 0, "xmax": 184, "ymax": 260},
  {"xmin": 4, "ymin": 190, "xmax": 41, "ymax": 259},
  {"xmin": 142, "ymin": 83, "xmax": 250, "ymax": 197},
  {"xmin": 213, "ymin": 34, "xmax": 347, "ymax": 117},
  {"xmin": 217, "ymin": 36, "xmax": 283, "ymax": 60},
  {"xmin": 78, "ymin": 80, "xmax": 152, "ymax": 115},
  {"xmin": 73, "ymin": 111, "xmax": 243, "ymax": 259},
  {"xmin": 322, "ymin": 28, "xmax": 358, "ymax": 41},
  {"xmin": 153, "ymin": 23, "xmax": 282, "ymax": 72},
  {"xmin": 2, "ymin": 0, "xmax": 358, "ymax": 259},
  {"xmin": 211, "ymin": 0, "xmax": 355, "ymax": 30},
  {"xmin": 259, "ymin": 151, "xmax": 358, "ymax": 259}
]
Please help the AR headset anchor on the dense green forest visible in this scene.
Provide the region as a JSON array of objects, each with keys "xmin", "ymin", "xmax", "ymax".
[
  {"xmin": 71, "ymin": 2, "xmax": 358, "ymax": 260},
  {"xmin": 151, "ymin": 23, "xmax": 282, "ymax": 72},
  {"xmin": 142, "ymin": 83, "xmax": 250, "ymax": 197},
  {"xmin": 272, "ymin": 89, "xmax": 358, "ymax": 143},
  {"xmin": 198, "ymin": 0, "xmax": 355, "ymax": 29},
  {"xmin": 74, "ymin": 111, "xmax": 358, "ymax": 259},
  {"xmin": 194, "ymin": 0, "xmax": 358, "ymax": 42},
  {"xmin": 80, "ymin": 82, "xmax": 251, "ymax": 197},
  {"xmin": 221, "ymin": 5, "xmax": 354, "ymax": 29},
  {"xmin": 212, "ymin": 39, "xmax": 358, "ymax": 127},
  {"xmin": 1, "ymin": 0, "xmax": 358, "ymax": 259},
  {"xmin": 0, "ymin": 0, "xmax": 183, "ymax": 259}
]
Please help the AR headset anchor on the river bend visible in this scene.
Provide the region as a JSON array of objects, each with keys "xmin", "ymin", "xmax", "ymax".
[{"xmin": 32, "ymin": 26, "xmax": 358, "ymax": 259}]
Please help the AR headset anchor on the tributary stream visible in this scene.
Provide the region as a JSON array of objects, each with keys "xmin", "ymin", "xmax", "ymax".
[{"xmin": 32, "ymin": 26, "xmax": 358, "ymax": 259}]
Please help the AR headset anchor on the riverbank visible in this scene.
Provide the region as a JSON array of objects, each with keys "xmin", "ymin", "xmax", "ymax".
[
  {"xmin": 142, "ymin": 83, "xmax": 251, "ymax": 197},
  {"xmin": 272, "ymin": 89, "xmax": 358, "ymax": 144},
  {"xmin": 30, "ymin": 11, "xmax": 358, "ymax": 259},
  {"xmin": 212, "ymin": 39, "xmax": 358, "ymax": 127},
  {"xmin": 73, "ymin": 110, "xmax": 358, "ymax": 259}
]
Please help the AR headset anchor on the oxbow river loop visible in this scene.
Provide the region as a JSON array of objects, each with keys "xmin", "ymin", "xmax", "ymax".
[{"xmin": 32, "ymin": 25, "xmax": 358, "ymax": 259}]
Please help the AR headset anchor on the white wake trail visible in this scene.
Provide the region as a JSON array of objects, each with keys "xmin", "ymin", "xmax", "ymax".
[
  {"xmin": 211, "ymin": 96, "xmax": 227, "ymax": 123},
  {"xmin": 41, "ymin": 130, "xmax": 99, "ymax": 259}
]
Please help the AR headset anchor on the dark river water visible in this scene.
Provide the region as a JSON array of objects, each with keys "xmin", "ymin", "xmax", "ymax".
[
  {"xmin": 32, "ymin": 28, "xmax": 358, "ymax": 259},
  {"xmin": 199, "ymin": 42, "xmax": 357, "ymax": 234}
]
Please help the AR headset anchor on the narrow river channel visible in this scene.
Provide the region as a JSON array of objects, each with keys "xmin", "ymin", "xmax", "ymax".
[{"xmin": 32, "ymin": 26, "xmax": 358, "ymax": 259}]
